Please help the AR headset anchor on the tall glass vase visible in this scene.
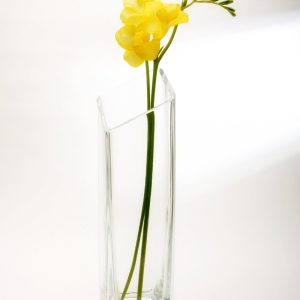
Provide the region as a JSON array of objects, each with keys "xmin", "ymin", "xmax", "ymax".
[{"xmin": 98, "ymin": 69, "xmax": 175, "ymax": 300}]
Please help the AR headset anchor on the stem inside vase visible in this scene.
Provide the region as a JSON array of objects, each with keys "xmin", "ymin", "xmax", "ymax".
[{"xmin": 120, "ymin": 60, "xmax": 159, "ymax": 300}]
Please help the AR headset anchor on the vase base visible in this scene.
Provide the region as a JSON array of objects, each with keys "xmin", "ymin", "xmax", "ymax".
[
  {"xmin": 121, "ymin": 288, "xmax": 167, "ymax": 300},
  {"xmin": 122, "ymin": 297, "xmax": 167, "ymax": 300}
]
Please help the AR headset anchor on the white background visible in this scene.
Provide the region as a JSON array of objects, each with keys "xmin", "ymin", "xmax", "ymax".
[{"xmin": 1, "ymin": 0, "xmax": 300, "ymax": 299}]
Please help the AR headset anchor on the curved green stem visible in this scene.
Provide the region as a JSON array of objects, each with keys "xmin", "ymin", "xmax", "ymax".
[
  {"xmin": 182, "ymin": 0, "xmax": 195, "ymax": 10},
  {"xmin": 120, "ymin": 0, "xmax": 235, "ymax": 297},
  {"xmin": 157, "ymin": 26, "xmax": 178, "ymax": 64},
  {"xmin": 122, "ymin": 18, "xmax": 180, "ymax": 300},
  {"xmin": 183, "ymin": 0, "xmax": 236, "ymax": 16}
]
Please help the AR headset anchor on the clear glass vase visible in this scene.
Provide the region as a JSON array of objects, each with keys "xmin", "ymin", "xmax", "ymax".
[{"xmin": 98, "ymin": 69, "xmax": 175, "ymax": 300}]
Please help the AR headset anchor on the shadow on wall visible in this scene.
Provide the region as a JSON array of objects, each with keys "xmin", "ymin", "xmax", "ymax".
[
  {"xmin": 235, "ymin": 0, "xmax": 300, "ymax": 18},
  {"xmin": 194, "ymin": 137, "xmax": 300, "ymax": 198},
  {"xmin": 176, "ymin": 137, "xmax": 300, "ymax": 300},
  {"xmin": 180, "ymin": 0, "xmax": 300, "ymax": 41}
]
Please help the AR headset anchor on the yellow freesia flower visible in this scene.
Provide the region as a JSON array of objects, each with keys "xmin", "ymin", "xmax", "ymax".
[
  {"xmin": 140, "ymin": 1, "xmax": 189, "ymax": 39},
  {"xmin": 152, "ymin": 3, "xmax": 189, "ymax": 38},
  {"xmin": 116, "ymin": 0, "xmax": 189, "ymax": 67},
  {"xmin": 121, "ymin": 0, "xmax": 154, "ymax": 23},
  {"xmin": 123, "ymin": 2, "xmax": 189, "ymax": 38},
  {"xmin": 123, "ymin": 0, "xmax": 154, "ymax": 13},
  {"xmin": 115, "ymin": 18, "xmax": 161, "ymax": 67}
]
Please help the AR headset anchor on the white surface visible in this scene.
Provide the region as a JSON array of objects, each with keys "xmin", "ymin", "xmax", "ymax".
[{"xmin": 1, "ymin": 0, "xmax": 300, "ymax": 299}]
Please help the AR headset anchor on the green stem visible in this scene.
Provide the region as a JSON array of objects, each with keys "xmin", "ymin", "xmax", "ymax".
[
  {"xmin": 146, "ymin": 61, "xmax": 151, "ymax": 110},
  {"xmin": 194, "ymin": 0, "xmax": 220, "ymax": 5},
  {"xmin": 120, "ymin": 0, "xmax": 235, "ymax": 296},
  {"xmin": 182, "ymin": 0, "xmax": 195, "ymax": 10},
  {"xmin": 120, "ymin": 24, "xmax": 178, "ymax": 297},
  {"xmin": 193, "ymin": 0, "xmax": 232, "ymax": 10},
  {"xmin": 157, "ymin": 26, "xmax": 178, "ymax": 64},
  {"xmin": 120, "ymin": 61, "xmax": 155, "ymax": 300},
  {"xmin": 120, "ymin": 202, "xmax": 145, "ymax": 300},
  {"xmin": 121, "ymin": 23, "xmax": 178, "ymax": 298},
  {"xmin": 137, "ymin": 60, "xmax": 158, "ymax": 300},
  {"xmin": 182, "ymin": 0, "xmax": 236, "ymax": 14},
  {"xmin": 150, "ymin": 61, "xmax": 159, "ymax": 108},
  {"xmin": 137, "ymin": 110, "xmax": 155, "ymax": 300},
  {"xmin": 135, "ymin": 18, "xmax": 180, "ymax": 298}
]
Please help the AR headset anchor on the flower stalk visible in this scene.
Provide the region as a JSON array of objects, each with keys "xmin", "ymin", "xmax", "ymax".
[
  {"xmin": 119, "ymin": 60, "xmax": 159, "ymax": 300},
  {"xmin": 115, "ymin": 0, "xmax": 236, "ymax": 298},
  {"xmin": 182, "ymin": 0, "xmax": 236, "ymax": 16}
]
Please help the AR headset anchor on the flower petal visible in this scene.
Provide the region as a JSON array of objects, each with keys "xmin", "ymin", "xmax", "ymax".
[
  {"xmin": 123, "ymin": 0, "xmax": 154, "ymax": 13},
  {"xmin": 125, "ymin": 14, "xmax": 145, "ymax": 26},
  {"xmin": 156, "ymin": 8, "xmax": 168, "ymax": 23},
  {"xmin": 144, "ymin": 1, "xmax": 164, "ymax": 17},
  {"xmin": 124, "ymin": 50, "xmax": 144, "ymax": 67},
  {"xmin": 123, "ymin": 0, "xmax": 139, "ymax": 11},
  {"xmin": 135, "ymin": 39, "xmax": 160, "ymax": 61},
  {"xmin": 157, "ymin": 4, "xmax": 189, "ymax": 28},
  {"xmin": 166, "ymin": 6, "xmax": 179, "ymax": 22},
  {"xmin": 168, "ymin": 11, "xmax": 189, "ymax": 27},
  {"xmin": 137, "ymin": 17, "xmax": 162, "ymax": 37},
  {"xmin": 120, "ymin": 7, "xmax": 136, "ymax": 23},
  {"xmin": 115, "ymin": 25, "xmax": 137, "ymax": 50}
]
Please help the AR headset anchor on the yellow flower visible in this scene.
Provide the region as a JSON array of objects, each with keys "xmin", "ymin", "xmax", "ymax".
[
  {"xmin": 115, "ymin": 18, "xmax": 161, "ymax": 67},
  {"xmin": 116, "ymin": 0, "xmax": 189, "ymax": 67},
  {"xmin": 121, "ymin": 0, "xmax": 154, "ymax": 23},
  {"xmin": 122, "ymin": 2, "xmax": 188, "ymax": 39},
  {"xmin": 123, "ymin": 0, "xmax": 154, "ymax": 13},
  {"xmin": 153, "ymin": 3, "xmax": 189, "ymax": 38}
]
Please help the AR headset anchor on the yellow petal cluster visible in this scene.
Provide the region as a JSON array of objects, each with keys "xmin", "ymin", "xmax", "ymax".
[{"xmin": 116, "ymin": 0, "xmax": 189, "ymax": 67}]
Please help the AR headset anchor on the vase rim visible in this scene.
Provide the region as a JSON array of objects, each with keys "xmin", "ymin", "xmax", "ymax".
[{"xmin": 97, "ymin": 68, "xmax": 175, "ymax": 132}]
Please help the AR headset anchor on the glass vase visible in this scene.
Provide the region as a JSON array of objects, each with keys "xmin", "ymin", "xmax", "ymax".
[{"xmin": 98, "ymin": 69, "xmax": 175, "ymax": 300}]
